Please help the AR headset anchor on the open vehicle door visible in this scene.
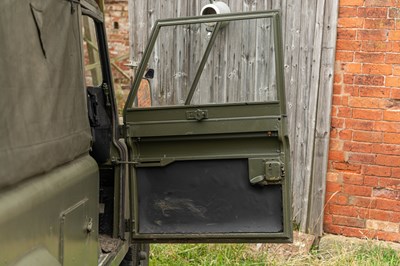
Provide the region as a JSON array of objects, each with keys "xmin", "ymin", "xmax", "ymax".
[{"xmin": 123, "ymin": 10, "xmax": 291, "ymax": 243}]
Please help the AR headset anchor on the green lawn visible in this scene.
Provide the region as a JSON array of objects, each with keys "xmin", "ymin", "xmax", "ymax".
[{"xmin": 149, "ymin": 242, "xmax": 400, "ymax": 266}]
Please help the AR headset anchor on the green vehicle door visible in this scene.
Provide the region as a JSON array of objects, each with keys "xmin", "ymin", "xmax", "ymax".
[{"xmin": 123, "ymin": 10, "xmax": 291, "ymax": 243}]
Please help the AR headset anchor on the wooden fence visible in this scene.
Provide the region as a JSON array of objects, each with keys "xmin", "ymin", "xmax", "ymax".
[{"xmin": 128, "ymin": 0, "xmax": 339, "ymax": 236}]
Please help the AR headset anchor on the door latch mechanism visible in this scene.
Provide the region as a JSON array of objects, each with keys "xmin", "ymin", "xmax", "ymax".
[
  {"xmin": 249, "ymin": 159, "xmax": 284, "ymax": 186},
  {"xmin": 186, "ymin": 109, "xmax": 208, "ymax": 121}
]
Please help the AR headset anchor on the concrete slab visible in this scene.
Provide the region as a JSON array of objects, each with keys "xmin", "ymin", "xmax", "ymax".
[
  {"xmin": 249, "ymin": 231, "xmax": 315, "ymax": 258},
  {"xmin": 318, "ymin": 233, "xmax": 400, "ymax": 258}
]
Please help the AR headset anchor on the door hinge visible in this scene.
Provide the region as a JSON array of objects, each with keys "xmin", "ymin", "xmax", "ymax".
[
  {"xmin": 125, "ymin": 219, "xmax": 133, "ymax": 232},
  {"xmin": 102, "ymin": 83, "xmax": 111, "ymax": 107}
]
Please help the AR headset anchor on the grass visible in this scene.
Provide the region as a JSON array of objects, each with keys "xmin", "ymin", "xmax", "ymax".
[{"xmin": 149, "ymin": 241, "xmax": 400, "ymax": 266}]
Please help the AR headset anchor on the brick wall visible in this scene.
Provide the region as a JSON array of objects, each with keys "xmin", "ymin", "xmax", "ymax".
[
  {"xmin": 325, "ymin": 0, "xmax": 400, "ymax": 243},
  {"xmin": 104, "ymin": 0, "xmax": 131, "ymax": 88},
  {"xmin": 104, "ymin": 0, "xmax": 131, "ymax": 111}
]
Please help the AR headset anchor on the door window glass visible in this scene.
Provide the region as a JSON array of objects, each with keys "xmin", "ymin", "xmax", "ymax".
[{"xmin": 131, "ymin": 17, "xmax": 277, "ymax": 108}]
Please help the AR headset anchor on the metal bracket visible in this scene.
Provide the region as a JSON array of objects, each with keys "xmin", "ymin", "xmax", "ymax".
[
  {"xmin": 111, "ymin": 158, "xmax": 138, "ymax": 165},
  {"xmin": 186, "ymin": 109, "xmax": 208, "ymax": 121},
  {"xmin": 249, "ymin": 159, "xmax": 284, "ymax": 186}
]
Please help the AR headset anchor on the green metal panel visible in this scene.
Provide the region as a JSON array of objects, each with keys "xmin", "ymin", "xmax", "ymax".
[
  {"xmin": 0, "ymin": 156, "xmax": 99, "ymax": 265},
  {"xmin": 123, "ymin": 10, "xmax": 291, "ymax": 243}
]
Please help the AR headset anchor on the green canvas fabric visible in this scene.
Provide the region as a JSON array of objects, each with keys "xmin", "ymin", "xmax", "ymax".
[{"xmin": 0, "ymin": 0, "xmax": 91, "ymax": 188}]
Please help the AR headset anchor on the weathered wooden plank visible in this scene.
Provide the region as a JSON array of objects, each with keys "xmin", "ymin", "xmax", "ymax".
[
  {"xmin": 128, "ymin": 0, "xmax": 147, "ymax": 69},
  {"xmin": 296, "ymin": 0, "xmax": 325, "ymax": 232},
  {"xmin": 307, "ymin": 0, "xmax": 339, "ymax": 236},
  {"xmin": 287, "ymin": 0, "xmax": 303, "ymax": 224}
]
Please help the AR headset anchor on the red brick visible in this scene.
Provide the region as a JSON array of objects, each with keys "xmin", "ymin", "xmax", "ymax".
[
  {"xmin": 364, "ymin": 19, "xmax": 395, "ymax": 29},
  {"xmin": 383, "ymin": 110, "xmax": 400, "ymax": 121},
  {"xmin": 330, "ymin": 139, "xmax": 344, "ymax": 150},
  {"xmin": 348, "ymin": 153, "xmax": 377, "ymax": 163},
  {"xmin": 350, "ymin": 99, "xmax": 384, "ymax": 111},
  {"xmin": 354, "ymin": 75, "xmax": 384, "ymax": 85},
  {"xmin": 345, "ymin": 119, "xmax": 375, "ymax": 130},
  {"xmin": 326, "ymin": 181, "xmax": 342, "ymax": 193},
  {"xmin": 344, "ymin": 142, "xmax": 373, "ymax": 153},
  {"xmin": 386, "ymin": 53, "xmax": 400, "ymax": 63},
  {"xmin": 368, "ymin": 209, "xmax": 392, "ymax": 221},
  {"xmin": 383, "ymin": 133, "xmax": 400, "ymax": 144},
  {"xmin": 338, "ymin": 29, "xmax": 357, "ymax": 40},
  {"xmin": 324, "ymin": 214, "xmax": 333, "ymax": 225},
  {"xmin": 323, "ymin": 223, "xmax": 343, "ymax": 235},
  {"xmin": 337, "ymin": 40, "xmax": 362, "ymax": 51},
  {"xmin": 359, "ymin": 87, "xmax": 390, "ymax": 98},
  {"xmin": 332, "ymin": 162, "xmax": 362, "ymax": 173},
  {"xmin": 343, "ymin": 173, "xmax": 365, "ymax": 185},
  {"xmin": 373, "ymin": 188, "xmax": 400, "ymax": 200},
  {"xmin": 376, "ymin": 154, "xmax": 400, "ymax": 166},
  {"xmin": 332, "ymin": 117, "xmax": 345, "ymax": 129},
  {"xmin": 340, "ymin": 7, "xmax": 359, "ymax": 17},
  {"xmin": 376, "ymin": 198, "xmax": 400, "ymax": 212},
  {"xmin": 329, "ymin": 204, "xmax": 369, "ymax": 218},
  {"xmin": 374, "ymin": 121, "xmax": 400, "ymax": 133},
  {"xmin": 339, "ymin": 18, "xmax": 364, "ymax": 28},
  {"xmin": 350, "ymin": 196, "xmax": 377, "ymax": 208},
  {"xmin": 354, "ymin": 109, "xmax": 382, "ymax": 120},
  {"xmin": 390, "ymin": 212, "xmax": 400, "ymax": 223},
  {"xmin": 392, "ymin": 88, "xmax": 400, "ymax": 98},
  {"xmin": 353, "ymin": 131, "xmax": 383, "ymax": 142},
  {"xmin": 389, "ymin": 7, "xmax": 400, "ymax": 18},
  {"xmin": 393, "ymin": 64, "xmax": 400, "ymax": 75},
  {"xmin": 344, "ymin": 74, "xmax": 355, "ymax": 84},
  {"xmin": 338, "ymin": 107, "xmax": 352, "ymax": 117},
  {"xmin": 336, "ymin": 51, "xmax": 354, "ymax": 62},
  {"xmin": 354, "ymin": 52, "xmax": 385, "ymax": 63},
  {"xmin": 344, "ymin": 85, "xmax": 359, "ymax": 96},
  {"xmin": 343, "ymin": 184, "xmax": 373, "ymax": 197},
  {"xmin": 329, "ymin": 150, "xmax": 346, "ymax": 161},
  {"xmin": 342, "ymin": 226, "xmax": 376, "ymax": 239},
  {"xmin": 364, "ymin": 176, "xmax": 379, "ymax": 186},
  {"xmin": 343, "ymin": 96, "xmax": 350, "ymax": 106},
  {"xmin": 326, "ymin": 192, "xmax": 349, "ymax": 205},
  {"xmin": 378, "ymin": 177, "xmax": 400, "ymax": 187},
  {"xmin": 385, "ymin": 76, "xmax": 400, "ymax": 87},
  {"xmin": 375, "ymin": 231, "xmax": 400, "ymax": 242},
  {"xmin": 388, "ymin": 30, "xmax": 400, "ymax": 41},
  {"xmin": 365, "ymin": 0, "xmax": 396, "ymax": 6},
  {"xmin": 333, "ymin": 84, "xmax": 342, "ymax": 95},
  {"xmin": 362, "ymin": 64, "xmax": 392, "ymax": 75},
  {"xmin": 331, "ymin": 128, "xmax": 338, "ymax": 139},
  {"xmin": 363, "ymin": 165, "xmax": 391, "ymax": 176},
  {"xmin": 361, "ymin": 41, "xmax": 391, "ymax": 52},
  {"xmin": 366, "ymin": 219, "xmax": 399, "ymax": 232},
  {"xmin": 393, "ymin": 168, "xmax": 400, "ymax": 178},
  {"xmin": 372, "ymin": 143, "xmax": 400, "ymax": 155},
  {"xmin": 392, "ymin": 42, "xmax": 400, "ymax": 52},
  {"xmin": 333, "ymin": 215, "xmax": 365, "ymax": 228},
  {"xmin": 332, "ymin": 95, "xmax": 342, "ymax": 105},
  {"xmin": 358, "ymin": 7, "xmax": 389, "ymax": 18},
  {"xmin": 334, "ymin": 74, "xmax": 343, "ymax": 84},
  {"xmin": 326, "ymin": 172, "xmax": 340, "ymax": 182},
  {"xmin": 344, "ymin": 63, "xmax": 362, "ymax": 73},
  {"xmin": 340, "ymin": 0, "xmax": 365, "ymax": 6},
  {"xmin": 357, "ymin": 30, "xmax": 387, "ymax": 41},
  {"xmin": 339, "ymin": 129, "xmax": 353, "ymax": 140}
]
